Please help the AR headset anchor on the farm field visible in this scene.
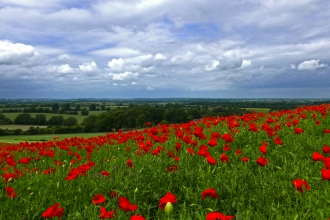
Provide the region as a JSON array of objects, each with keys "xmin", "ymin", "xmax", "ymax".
[
  {"xmin": 0, "ymin": 125, "xmax": 48, "ymax": 131},
  {"xmin": 1, "ymin": 104, "xmax": 330, "ymax": 219},
  {"xmin": 2, "ymin": 111, "xmax": 106, "ymax": 124},
  {"xmin": 244, "ymin": 108, "xmax": 270, "ymax": 113}
]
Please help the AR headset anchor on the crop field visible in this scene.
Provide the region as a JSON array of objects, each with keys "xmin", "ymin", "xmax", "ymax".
[
  {"xmin": 2, "ymin": 111, "xmax": 106, "ymax": 124},
  {"xmin": 244, "ymin": 108, "xmax": 270, "ymax": 113},
  {"xmin": 1, "ymin": 104, "xmax": 330, "ymax": 219}
]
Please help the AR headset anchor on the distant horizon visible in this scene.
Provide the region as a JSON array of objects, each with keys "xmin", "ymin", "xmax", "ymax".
[{"xmin": 1, "ymin": 1, "xmax": 330, "ymax": 98}]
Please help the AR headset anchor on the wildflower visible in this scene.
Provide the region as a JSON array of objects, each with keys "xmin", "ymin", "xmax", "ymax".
[
  {"xmin": 241, "ymin": 157, "xmax": 249, "ymax": 162},
  {"xmin": 223, "ymin": 144, "xmax": 231, "ymax": 151},
  {"xmin": 159, "ymin": 192, "xmax": 177, "ymax": 210},
  {"xmin": 323, "ymin": 145, "xmax": 330, "ymax": 154},
  {"xmin": 92, "ymin": 194, "xmax": 106, "ymax": 205},
  {"xmin": 312, "ymin": 152, "xmax": 325, "ymax": 162},
  {"xmin": 208, "ymin": 139, "xmax": 217, "ymax": 147},
  {"xmin": 274, "ymin": 136, "xmax": 283, "ymax": 145},
  {"xmin": 109, "ymin": 190, "xmax": 118, "ymax": 199},
  {"xmin": 322, "ymin": 168, "xmax": 330, "ymax": 181},
  {"xmin": 119, "ymin": 196, "xmax": 138, "ymax": 212},
  {"xmin": 256, "ymin": 157, "xmax": 268, "ymax": 166},
  {"xmin": 5, "ymin": 186, "xmax": 18, "ymax": 198},
  {"xmin": 201, "ymin": 188, "xmax": 218, "ymax": 200},
  {"xmin": 259, "ymin": 145, "xmax": 267, "ymax": 154},
  {"xmin": 206, "ymin": 156, "xmax": 217, "ymax": 165},
  {"xmin": 100, "ymin": 207, "xmax": 115, "ymax": 219},
  {"xmin": 130, "ymin": 215, "xmax": 146, "ymax": 220},
  {"xmin": 206, "ymin": 212, "xmax": 234, "ymax": 220},
  {"xmin": 101, "ymin": 170, "xmax": 110, "ymax": 176},
  {"xmin": 220, "ymin": 154, "xmax": 229, "ymax": 163},
  {"xmin": 292, "ymin": 179, "xmax": 310, "ymax": 193},
  {"xmin": 41, "ymin": 203, "xmax": 64, "ymax": 219},
  {"xmin": 127, "ymin": 159, "xmax": 133, "ymax": 168},
  {"xmin": 167, "ymin": 165, "xmax": 178, "ymax": 172},
  {"xmin": 294, "ymin": 127, "xmax": 304, "ymax": 134}
]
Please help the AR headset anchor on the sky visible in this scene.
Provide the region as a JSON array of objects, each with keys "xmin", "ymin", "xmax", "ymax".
[{"xmin": 0, "ymin": 0, "xmax": 330, "ymax": 99}]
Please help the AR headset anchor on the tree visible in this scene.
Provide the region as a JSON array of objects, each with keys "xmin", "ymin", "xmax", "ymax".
[
  {"xmin": 52, "ymin": 103, "xmax": 60, "ymax": 112},
  {"xmin": 62, "ymin": 103, "xmax": 71, "ymax": 111},
  {"xmin": 14, "ymin": 113, "xmax": 32, "ymax": 125},
  {"xmin": 47, "ymin": 116, "xmax": 64, "ymax": 126},
  {"xmin": 101, "ymin": 105, "xmax": 105, "ymax": 111},
  {"xmin": 34, "ymin": 114, "xmax": 46, "ymax": 125},
  {"xmin": 89, "ymin": 104, "xmax": 96, "ymax": 111},
  {"xmin": 81, "ymin": 115, "xmax": 97, "ymax": 132},
  {"xmin": 62, "ymin": 117, "xmax": 78, "ymax": 126},
  {"xmin": 136, "ymin": 114, "xmax": 147, "ymax": 127},
  {"xmin": 0, "ymin": 114, "xmax": 13, "ymax": 125},
  {"xmin": 81, "ymin": 109, "xmax": 89, "ymax": 116}
]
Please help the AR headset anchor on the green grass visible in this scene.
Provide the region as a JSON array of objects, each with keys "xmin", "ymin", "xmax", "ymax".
[
  {"xmin": 0, "ymin": 132, "xmax": 112, "ymax": 143},
  {"xmin": 244, "ymin": 107, "xmax": 270, "ymax": 113},
  {"xmin": 0, "ymin": 125, "xmax": 48, "ymax": 131},
  {"xmin": 2, "ymin": 111, "xmax": 106, "ymax": 124}
]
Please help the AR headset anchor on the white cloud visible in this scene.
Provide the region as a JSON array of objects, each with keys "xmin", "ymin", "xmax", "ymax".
[
  {"xmin": 57, "ymin": 54, "xmax": 70, "ymax": 61},
  {"xmin": 154, "ymin": 53, "xmax": 167, "ymax": 60},
  {"xmin": 79, "ymin": 61, "xmax": 98, "ymax": 73},
  {"xmin": 147, "ymin": 87, "xmax": 154, "ymax": 91},
  {"xmin": 108, "ymin": 58, "xmax": 125, "ymax": 71},
  {"xmin": 205, "ymin": 60, "xmax": 219, "ymax": 71},
  {"xmin": 58, "ymin": 64, "xmax": 74, "ymax": 74},
  {"xmin": 91, "ymin": 48, "xmax": 139, "ymax": 57},
  {"xmin": 0, "ymin": 40, "xmax": 36, "ymax": 64},
  {"xmin": 108, "ymin": 72, "xmax": 138, "ymax": 80},
  {"xmin": 297, "ymin": 59, "xmax": 327, "ymax": 71},
  {"xmin": 240, "ymin": 60, "xmax": 252, "ymax": 69},
  {"xmin": 290, "ymin": 64, "xmax": 296, "ymax": 69}
]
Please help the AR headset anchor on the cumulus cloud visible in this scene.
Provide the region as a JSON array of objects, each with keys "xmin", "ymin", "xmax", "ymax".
[
  {"xmin": 297, "ymin": 59, "xmax": 328, "ymax": 71},
  {"xmin": 154, "ymin": 53, "xmax": 167, "ymax": 60},
  {"xmin": 79, "ymin": 61, "xmax": 98, "ymax": 73},
  {"xmin": 108, "ymin": 58, "xmax": 125, "ymax": 71},
  {"xmin": 205, "ymin": 60, "xmax": 220, "ymax": 71},
  {"xmin": 0, "ymin": 40, "xmax": 37, "ymax": 64},
  {"xmin": 58, "ymin": 64, "xmax": 74, "ymax": 74},
  {"xmin": 108, "ymin": 72, "xmax": 138, "ymax": 80}
]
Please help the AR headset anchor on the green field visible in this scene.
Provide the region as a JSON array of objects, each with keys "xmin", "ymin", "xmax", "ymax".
[
  {"xmin": 0, "ymin": 132, "xmax": 112, "ymax": 144},
  {"xmin": 2, "ymin": 111, "xmax": 106, "ymax": 124},
  {"xmin": 244, "ymin": 108, "xmax": 270, "ymax": 113},
  {"xmin": 0, "ymin": 125, "xmax": 48, "ymax": 131}
]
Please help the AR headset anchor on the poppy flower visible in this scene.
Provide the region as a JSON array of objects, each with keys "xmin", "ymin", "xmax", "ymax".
[
  {"xmin": 167, "ymin": 165, "xmax": 178, "ymax": 172},
  {"xmin": 119, "ymin": 196, "xmax": 138, "ymax": 212},
  {"xmin": 109, "ymin": 190, "xmax": 118, "ymax": 199},
  {"xmin": 130, "ymin": 215, "xmax": 146, "ymax": 220},
  {"xmin": 323, "ymin": 145, "xmax": 330, "ymax": 154},
  {"xmin": 324, "ymin": 129, "xmax": 330, "ymax": 134},
  {"xmin": 235, "ymin": 149, "xmax": 241, "ymax": 156},
  {"xmin": 274, "ymin": 137, "xmax": 283, "ymax": 145},
  {"xmin": 201, "ymin": 188, "xmax": 218, "ymax": 200},
  {"xmin": 41, "ymin": 203, "xmax": 64, "ymax": 219},
  {"xmin": 294, "ymin": 127, "xmax": 304, "ymax": 134},
  {"xmin": 206, "ymin": 156, "xmax": 217, "ymax": 165},
  {"xmin": 92, "ymin": 194, "xmax": 106, "ymax": 205},
  {"xmin": 221, "ymin": 133, "xmax": 234, "ymax": 143},
  {"xmin": 101, "ymin": 170, "xmax": 110, "ymax": 176},
  {"xmin": 312, "ymin": 152, "xmax": 325, "ymax": 162},
  {"xmin": 208, "ymin": 139, "xmax": 217, "ymax": 147},
  {"xmin": 206, "ymin": 212, "xmax": 234, "ymax": 220},
  {"xmin": 186, "ymin": 147, "xmax": 196, "ymax": 155},
  {"xmin": 241, "ymin": 157, "xmax": 249, "ymax": 162},
  {"xmin": 223, "ymin": 144, "xmax": 231, "ymax": 151},
  {"xmin": 220, "ymin": 154, "xmax": 229, "ymax": 163},
  {"xmin": 292, "ymin": 179, "xmax": 310, "ymax": 193},
  {"xmin": 259, "ymin": 145, "xmax": 267, "ymax": 154},
  {"xmin": 5, "ymin": 186, "xmax": 17, "ymax": 198},
  {"xmin": 159, "ymin": 192, "xmax": 177, "ymax": 210},
  {"xmin": 100, "ymin": 207, "xmax": 115, "ymax": 219},
  {"xmin": 256, "ymin": 157, "xmax": 268, "ymax": 166},
  {"xmin": 127, "ymin": 159, "xmax": 133, "ymax": 168},
  {"xmin": 324, "ymin": 157, "xmax": 330, "ymax": 169},
  {"xmin": 322, "ymin": 168, "xmax": 330, "ymax": 181}
]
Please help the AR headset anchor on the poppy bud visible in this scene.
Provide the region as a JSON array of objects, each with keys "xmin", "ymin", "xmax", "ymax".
[{"xmin": 165, "ymin": 202, "xmax": 173, "ymax": 215}]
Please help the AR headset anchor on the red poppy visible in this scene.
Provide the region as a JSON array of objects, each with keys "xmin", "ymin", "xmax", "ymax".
[
  {"xmin": 100, "ymin": 207, "xmax": 115, "ymax": 219},
  {"xmin": 322, "ymin": 168, "xmax": 330, "ymax": 181},
  {"xmin": 5, "ymin": 186, "xmax": 17, "ymax": 198},
  {"xmin": 119, "ymin": 196, "xmax": 138, "ymax": 212},
  {"xmin": 256, "ymin": 157, "xmax": 268, "ymax": 166},
  {"xmin": 109, "ymin": 190, "xmax": 119, "ymax": 199},
  {"xmin": 101, "ymin": 170, "xmax": 110, "ymax": 176},
  {"xmin": 312, "ymin": 152, "xmax": 325, "ymax": 162},
  {"xmin": 223, "ymin": 144, "xmax": 231, "ymax": 151},
  {"xmin": 292, "ymin": 179, "xmax": 310, "ymax": 193},
  {"xmin": 324, "ymin": 129, "xmax": 330, "ymax": 134},
  {"xmin": 127, "ymin": 159, "xmax": 133, "ymax": 168},
  {"xmin": 41, "ymin": 203, "xmax": 64, "ymax": 219},
  {"xmin": 201, "ymin": 188, "xmax": 218, "ymax": 200},
  {"xmin": 65, "ymin": 168, "xmax": 80, "ymax": 181},
  {"xmin": 220, "ymin": 154, "xmax": 229, "ymax": 163},
  {"xmin": 294, "ymin": 127, "xmax": 304, "ymax": 134},
  {"xmin": 315, "ymin": 120, "xmax": 321, "ymax": 125},
  {"xmin": 323, "ymin": 145, "xmax": 330, "ymax": 154},
  {"xmin": 92, "ymin": 194, "xmax": 106, "ymax": 205},
  {"xmin": 130, "ymin": 215, "xmax": 146, "ymax": 220},
  {"xmin": 221, "ymin": 133, "xmax": 234, "ymax": 143},
  {"xmin": 206, "ymin": 156, "xmax": 217, "ymax": 165},
  {"xmin": 235, "ymin": 149, "xmax": 241, "ymax": 156},
  {"xmin": 206, "ymin": 212, "xmax": 234, "ymax": 220},
  {"xmin": 167, "ymin": 165, "xmax": 178, "ymax": 172},
  {"xmin": 208, "ymin": 139, "xmax": 217, "ymax": 147},
  {"xmin": 274, "ymin": 137, "xmax": 283, "ymax": 145},
  {"xmin": 159, "ymin": 192, "xmax": 177, "ymax": 210},
  {"xmin": 324, "ymin": 157, "xmax": 330, "ymax": 169},
  {"xmin": 186, "ymin": 147, "xmax": 196, "ymax": 155},
  {"xmin": 6, "ymin": 157, "xmax": 16, "ymax": 167},
  {"xmin": 259, "ymin": 145, "xmax": 267, "ymax": 154},
  {"xmin": 241, "ymin": 157, "xmax": 249, "ymax": 162}
]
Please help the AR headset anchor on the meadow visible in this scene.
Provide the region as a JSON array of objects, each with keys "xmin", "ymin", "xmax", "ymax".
[{"xmin": 1, "ymin": 104, "xmax": 330, "ymax": 219}]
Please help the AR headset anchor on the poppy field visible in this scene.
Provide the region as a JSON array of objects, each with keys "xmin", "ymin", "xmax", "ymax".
[{"xmin": 1, "ymin": 104, "xmax": 330, "ymax": 219}]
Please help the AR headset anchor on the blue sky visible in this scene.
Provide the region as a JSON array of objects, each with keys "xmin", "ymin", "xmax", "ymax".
[{"xmin": 0, "ymin": 0, "xmax": 330, "ymax": 98}]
